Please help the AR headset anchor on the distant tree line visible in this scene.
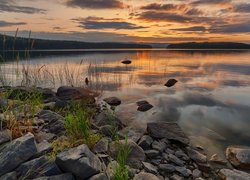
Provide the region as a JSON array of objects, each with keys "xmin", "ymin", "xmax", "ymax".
[{"xmin": 167, "ymin": 42, "xmax": 250, "ymax": 49}]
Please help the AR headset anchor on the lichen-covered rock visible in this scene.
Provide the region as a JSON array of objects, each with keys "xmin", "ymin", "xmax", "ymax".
[
  {"xmin": 226, "ymin": 146, "xmax": 250, "ymax": 170},
  {"xmin": 56, "ymin": 144, "xmax": 102, "ymax": 179},
  {"xmin": 0, "ymin": 133, "xmax": 37, "ymax": 176}
]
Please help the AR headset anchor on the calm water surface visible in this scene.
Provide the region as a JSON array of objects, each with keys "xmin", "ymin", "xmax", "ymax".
[{"xmin": 2, "ymin": 49, "xmax": 250, "ymax": 158}]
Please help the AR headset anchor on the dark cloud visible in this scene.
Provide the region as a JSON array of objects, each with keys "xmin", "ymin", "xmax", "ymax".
[
  {"xmin": 0, "ymin": 1, "xmax": 46, "ymax": 14},
  {"xmin": 185, "ymin": 8, "xmax": 203, "ymax": 15},
  {"xmin": 233, "ymin": 3, "xmax": 250, "ymax": 13},
  {"xmin": 66, "ymin": 0, "xmax": 125, "ymax": 9},
  {"xmin": 73, "ymin": 16, "xmax": 146, "ymax": 30},
  {"xmin": 141, "ymin": 3, "xmax": 186, "ymax": 11},
  {"xmin": 171, "ymin": 26, "xmax": 207, "ymax": 32},
  {"xmin": 0, "ymin": 20, "xmax": 26, "ymax": 27},
  {"xmin": 191, "ymin": 0, "xmax": 232, "ymax": 5},
  {"xmin": 210, "ymin": 22, "xmax": 250, "ymax": 33}
]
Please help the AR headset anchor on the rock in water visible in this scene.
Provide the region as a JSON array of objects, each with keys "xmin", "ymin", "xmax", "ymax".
[
  {"xmin": 165, "ymin": 79, "xmax": 178, "ymax": 87},
  {"xmin": 121, "ymin": 60, "xmax": 132, "ymax": 64},
  {"xmin": 137, "ymin": 103, "xmax": 153, "ymax": 112},
  {"xmin": 218, "ymin": 168, "xmax": 250, "ymax": 180},
  {"xmin": 226, "ymin": 146, "xmax": 250, "ymax": 170},
  {"xmin": 147, "ymin": 122, "xmax": 189, "ymax": 145},
  {"xmin": 103, "ymin": 97, "xmax": 121, "ymax": 106},
  {"xmin": 136, "ymin": 100, "xmax": 149, "ymax": 106},
  {"xmin": 56, "ymin": 144, "xmax": 102, "ymax": 179},
  {"xmin": 0, "ymin": 133, "xmax": 37, "ymax": 176}
]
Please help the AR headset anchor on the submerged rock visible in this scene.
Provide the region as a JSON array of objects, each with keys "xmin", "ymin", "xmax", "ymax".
[
  {"xmin": 226, "ymin": 146, "xmax": 250, "ymax": 170},
  {"xmin": 137, "ymin": 103, "xmax": 153, "ymax": 112},
  {"xmin": 56, "ymin": 144, "xmax": 102, "ymax": 179},
  {"xmin": 147, "ymin": 122, "xmax": 189, "ymax": 145},
  {"xmin": 103, "ymin": 97, "xmax": 121, "ymax": 106},
  {"xmin": 0, "ymin": 133, "xmax": 37, "ymax": 176},
  {"xmin": 136, "ymin": 100, "xmax": 149, "ymax": 106},
  {"xmin": 164, "ymin": 79, "xmax": 178, "ymax": 87},
  {"xmin": 121, "ymin": 60, "xmax": 132, "ymax": 64}
]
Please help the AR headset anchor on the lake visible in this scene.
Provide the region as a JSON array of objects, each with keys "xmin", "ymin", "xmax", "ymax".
[{"xmin": 1, "ymin": 49, "xmax": 250, "ymax": 159}]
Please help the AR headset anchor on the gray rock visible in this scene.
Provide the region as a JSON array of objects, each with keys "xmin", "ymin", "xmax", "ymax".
[
  {"xmin": 159, "ymin": 164, "xmax": 175, "ymax": 173},
  {"xmin": 209, "ymin": 154, "xmax": 227, "ymax": 165},
  {"xmin": 103, "ymin": 97, "xmax": 121, "ymax": 106},
  {"xmin": 175, "ymin": 166, "xmax": 192, "ymax": 177},
  {"xmin": 16, "ymin": 156, "xmax": 61, "ymax": 179},
  {"xmin": 37, "ymin": 110, "xmax": 65, "ymax": 135},
  {"xmin": 0, "ymin": 133, "xmax": 37, "ymax": 176},
  {"xmin": 142, "ymin": 162, "xmax": 158, "ymax": 174},
  {"xmin": 106, "ymin": 161, "xmax": 118, "ymax": 180},
  {"xmin": 152, "ymin": 140, "xmax": 167, "ymax": 152},
  {"xmin": 34, "ymin": 140, "xmax": 52, "ymax": 158},
  {"xmin": 0, "ymin": 129, "xmax": 11, "ymax": 145},
  {"xmin": 89, "ymin": 173, "xmax": 108, "ymax": 180},
  {"xmin": 56, "ymin": 144, "xmax": 102, "ymax": 179},
  {"xmin": 33, "ymin": 173, "xmax": 74, "ymax": 180},
  {"xmin": 35, "ymin": 131, "xmax": 56, "ymax": 143},
  {"xmin": 175, "ymin": 150, "xmax": 189, "ymax": 161},
  {"xmin": 147, "ymin": 122, "xmax": 189, "ymax": 145},
  {"xmin": 226, "ymin": 146, "xmax": 250, "ymax": 170},
  {"xmin": 192, "ymin": 169, "xmax": 202, "ymax": 178},
  {"xmin": 137, "ymin": 103, "xmax": 153, "ymax": 112},
  {"xmin": 186, "ymin": 147, "xmax": 207, "ymax": 164},
  {"xmin": 170, "ymin": 174, "xmax": 184, "ymax": 180},
  {"xmin": 0, "ymin": 172, "xmax": 17, "ymax": 180},
  {"xmin": 94, "ymin": 112, "xmax": 124, "ymax": 129},
  {"xmin": 133, "ymin": 172, "xmax": 160, "ymax": 180},
  {"xmin": 145, "ymin": 150, "xmax": 160, "ymax": 159},
  {"xmin": 218, "ymin": 168, "xmax": 250, "ymax": 180},
  {"xmin": 168, "ymin": 154, "xmax": 185, "ymax": 166},
  {"xmin": 138, "ymin": 135, "xmax": 153, "ymax": 150},
  {"xmin": 93, "ymin": 138, "xmax": 109, "ymax": 153},
  {"xmin": 109, "ymin": 140, "xmax": 145, "ymax": 169},
  {"xmin": 118, "ymin": 127, "xmax": 143, "ymax": 143}
]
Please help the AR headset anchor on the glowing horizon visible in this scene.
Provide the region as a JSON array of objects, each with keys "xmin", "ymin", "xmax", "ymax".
[{"xmin": 0, "ymin": 0, "xmax": 249, "ymax": 43}]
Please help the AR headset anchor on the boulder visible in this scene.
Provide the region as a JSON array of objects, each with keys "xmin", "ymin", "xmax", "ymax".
[
  {"xmin": 0, "ymin": 129, "xmax": 11, "ymax": 145},
  {"xmin": 147, "ymin": 122, "xmax": 189, "ymax": 145},
  {"xmin": 0, "ymin": 172, "xmax": 17, "ymax": 180},
  {"xmin": 16, "ymin": 156, "xmax": 62, "ymax": 179},
  {"xmin": 0, "ymin": 133, "xmax": 37, "ymax": 176},
  {"xmin": 226, "ymin": 146, "xmax": 250, "ymax": 170},
  {"xmin": 89, "ymin": 173, "xmax": 108, "ymax": 180},
  {"xmin": 165, "ymin": 79, "xmax": 178, "ymax": 87},
  {"xmin": 32, "ymin": 173, "xmax": 74, "ymax": 180},
  {"xmin": 103, "ymin": 97, "xmax": 121, "ymax": 106},
  {"xmin": 218, "ymin": 168, "xmax": 250, "ymax": 180},
  {"xmin": 133, "ymin": 172, "xmax": 160, "ymax": 180},
  {"xmin": 109, "ymin": 140, "xmax": 145, "ymax": 169},
  {"xmin": 137, "ymin": 103, "xmax": 153, "ymax": 112},
  {"xmin": 138, "ymin": 135, "xmax": 153, "ymax": 150},
  {"xmin": 121, "ymin": 60, "xmax": 132, "ymax": 65},
  {"xmin": 56, "ymin": 144, "xmax": 102, "ymax": 179},
  {"xmin": 37, "ymin": 110, "xmax": 65, "ymax": 135}
]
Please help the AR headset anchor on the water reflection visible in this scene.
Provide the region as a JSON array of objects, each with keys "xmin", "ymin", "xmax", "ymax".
[{"xmin": 2, "ymin": 49, "xmax": 250, "ymax": 157}]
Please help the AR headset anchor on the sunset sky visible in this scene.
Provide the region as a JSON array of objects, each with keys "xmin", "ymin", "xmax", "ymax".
[{"xmin": 0, "ymin": 0, "xmax": 249, "ymax": 43}]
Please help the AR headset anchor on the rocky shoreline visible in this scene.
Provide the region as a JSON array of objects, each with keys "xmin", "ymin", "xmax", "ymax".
[{"xmin": 0, "ymin": 86, "xmax": 249, "ymax": 180}]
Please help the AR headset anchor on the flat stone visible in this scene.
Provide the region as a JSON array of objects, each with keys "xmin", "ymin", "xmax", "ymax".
[
  {"xmin": 142, "ymin": 162, "xmax": 158, "ymax": 174},
  {"xmin": 0, "ymin": 133, "xmax": 37, "ymax": 176},
  {"xmin": 103, "ymin": 97, "xmax": 121, "ymax": 106},
  {"xmin": 93, "ymin": 137, "xmax": 109, "ymax": 153},
  {"xmin": 33, "ymin": 173, "xmax": 74, "ymax": 180},
  {"xmin": 168, "ymin": 154, "xmax": 185, "ymax": 166},
  {"xmin": 186, "ymin": 147, "xmax": 207, "ymax": 164},
  {"xmin": 56, "ymin": 144, "xmax": 102, "ymax": 179},
  {"xmin": 0, "ymin": 129, "xmax": 11, "ymax": 145},
  {"xmin": 138, "ymin": 135, "xmax": 153, "ymax": 150},
  {"xmin": 34, "ymin": 140, "xmax": 52, "ymax": 158},
  {"xmin": 0, "ymin": 172, "xmax": 17, "ymax": 180},
  {"xmin": 89, "ymin": 173, "xmax": 108, "ymax": 180},
  {"xmin": 109, "ymin": 140, "xmax": 145, "ymax": 169},
  {"xmin": 35, "ymin": 131, "xmax": 56, "ymax": 143},
  {"xmin": 175, "ymin": 166, "xmax": 192, "ymax": 177},
  {"xmin": 218, "ymin": 168, "xmax": 250, "ymax": 180},
  {"xmin": 226, "ymin": 146, "xmax": 250, "ymax": 170},
  {"xmin": 16, "ymin": 156, "xmax": 61, "ymax": 179},
  {"xmin": 159, "ymin": 164, "xmax": 175, "ymax": 173},
  {"xmin": 145, "ymin": 150, "xmax": 160, "ymax": 159},
  {"xmin": 133, "ymin": 172, "xmax": 160, "ymax": 180},
  {"xmin": 147, "ymin": 122, "xmax": 189, "ymax": 145}
]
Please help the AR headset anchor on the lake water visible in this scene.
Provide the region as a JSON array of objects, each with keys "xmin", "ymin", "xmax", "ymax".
[{"xmin": 1, "ymin": 49, "xmax": 250, "ymax": 159}]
